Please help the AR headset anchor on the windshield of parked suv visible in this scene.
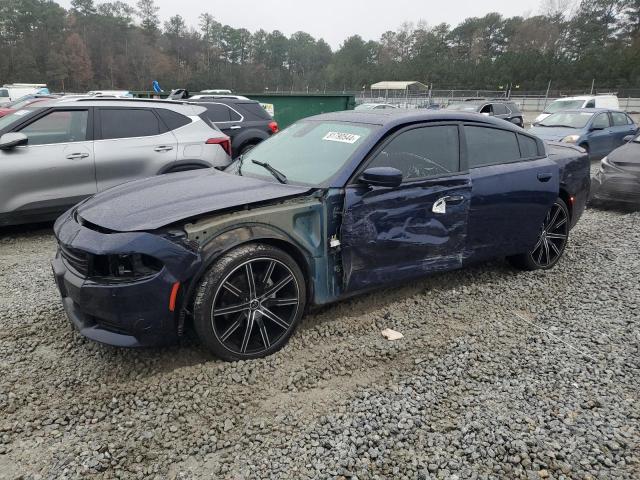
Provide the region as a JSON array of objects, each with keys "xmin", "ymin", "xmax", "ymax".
[
  {"xmin": 0, "ymin": 107, "xmax": 40, "ymax": 130},
  {"xmin": 538, "ymin": 112, "xmax": 594, "ymax": 129},
  {"xmin": 544, "ymin": 99, "xmax": 586, "ymax": 114},
  {"xmin": 446, "ymin": 103, "xmax": 479, "ymax": 112},
  {"xmin": 228, "ymin": 120, "xmax": 378, "ymax": 185}
]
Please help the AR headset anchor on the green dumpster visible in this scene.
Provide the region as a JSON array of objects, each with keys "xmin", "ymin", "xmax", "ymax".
[{"xmin": 242, "ymin": 94, "xmax": 356, "ymax": 128}]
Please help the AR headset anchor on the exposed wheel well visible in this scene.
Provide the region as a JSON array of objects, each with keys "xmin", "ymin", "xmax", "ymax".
[{"xmin": 558, "ymin": 188, "xmax": 573, "ymax": 220}]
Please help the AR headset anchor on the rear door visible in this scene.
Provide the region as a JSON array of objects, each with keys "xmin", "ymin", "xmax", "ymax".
[
  {"xmin": 93, "ymin": 107, "xmax": 178, "ymax": 191},
  {"xmin": 464, "ymin": 125, "xmax": 558, "ymax": 261},
  {"xmin": 340, "ymin": 123, "xmax": 471, "ymax": 292},
  {"xmin": 610, "ymin": 112, "xmax": 638, "ymax": 148},
  {"xmin": 491, "ymin": 103, "xmax": 509, "ymax": 121},
  {"xmin": 0, "ymin": 107, "xmax": 96, "ymax": 217}
]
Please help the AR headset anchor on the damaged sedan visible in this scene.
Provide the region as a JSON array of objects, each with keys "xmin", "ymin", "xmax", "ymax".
[
  {"xmin": 52, "ymin": 111, "xmax": 590, "ymax": 361},
  {"xmin": 591, "ymin": 132, "xmax": 640, "ymax": 206}
]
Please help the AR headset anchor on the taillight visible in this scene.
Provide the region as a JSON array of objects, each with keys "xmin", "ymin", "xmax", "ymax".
[
  {"xmin": 268, "ymin": 121, "xmax": 279, "ymax": 134},
  {"xmin": 206, "ymin": 137, "xmax": 232, "ymax": 156}
]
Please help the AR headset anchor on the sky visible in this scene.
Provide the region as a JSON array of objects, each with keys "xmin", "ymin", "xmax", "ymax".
[{"xmin": 57, "ymin": 0, "xmax": 544, "ymax": 49}]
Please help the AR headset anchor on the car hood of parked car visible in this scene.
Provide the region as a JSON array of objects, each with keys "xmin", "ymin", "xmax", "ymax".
[
  {"xmin": 607, "ymin": 140, "xmax": 640, "ymax": 168},
  {"xmin": 75, "ymin": 169, "xmax": 313, "ymax": 232},
  {"xmin": 528, "ymin": 126, "xmax": 582, "ymax": 141}
]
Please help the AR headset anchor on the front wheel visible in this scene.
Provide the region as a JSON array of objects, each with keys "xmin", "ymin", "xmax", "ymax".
[
  {"xmin": 508, "ymin": 198, "xmax": 570, "ymax": 270},
  {"xmin": 192, "ymin": 243, "xmax": 306, "ymax": 361}
]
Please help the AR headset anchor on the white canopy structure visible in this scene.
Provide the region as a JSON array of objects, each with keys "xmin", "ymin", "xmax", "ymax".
[{"xmin": 370, "ymin": 81, "xmax": 429, "ymax": 91}]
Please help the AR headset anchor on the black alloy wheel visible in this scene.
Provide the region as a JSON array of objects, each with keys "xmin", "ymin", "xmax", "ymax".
[
  {"xmin": 508, "ymin": 198, "xmax": 570, "ymax": 270},
  {"xmin": 193, "ymin": 244, "xmax": 306, "ymax": 361}
]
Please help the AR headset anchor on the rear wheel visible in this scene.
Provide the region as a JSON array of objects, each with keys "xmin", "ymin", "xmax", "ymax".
[
  {"xmin": 508, "ymin": 198, "xmax": 570, "ymax": 270},
  {"xmin": 192, "ymin": 243, "xmax": 306, "ymax": 361}
]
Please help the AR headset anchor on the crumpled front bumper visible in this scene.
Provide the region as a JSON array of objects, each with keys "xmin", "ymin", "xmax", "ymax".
[
  {"xmin": 52, "ymin": 210, "xmax": 200, "ymax": 348},
  {"xmin": 591, "ymin": 168, "xmax": 640, "ymax": 205}
]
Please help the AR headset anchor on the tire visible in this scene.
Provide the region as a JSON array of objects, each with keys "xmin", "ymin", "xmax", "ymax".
[
  {"xmin": 192, "ymin": 243, "xmax": 306, "ymax": 361},
  {"xmin": 508, "ymin": 198, "xmax": 570, "ymax": 271},
  {"xmin": 236, "ymin": 142, "xmax": 257, "ymax": 159}
]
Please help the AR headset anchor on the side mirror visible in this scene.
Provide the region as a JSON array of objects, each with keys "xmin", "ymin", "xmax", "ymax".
[
  {"xmin": 359, "ymin": 167, "xmax": 403, "ymax": 188},
  {"xmin": 623, "ymin": 135, "xmax": 634, "ymax": 143},
  {"xmin": 0, "ymin": 132, "xmax": 28, "ymax": 150}
]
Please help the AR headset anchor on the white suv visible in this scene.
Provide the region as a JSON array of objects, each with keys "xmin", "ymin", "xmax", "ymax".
[{"xmin": 0, "ymin": 97, "xmax": 231, "ymax": 226}]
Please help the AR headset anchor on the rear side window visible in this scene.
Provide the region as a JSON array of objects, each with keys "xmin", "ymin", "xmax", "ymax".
[
  {"xmin": 518, "ymin": 134, "xmax": 539, "ymax": 158},
  {"xmin": 611, "ymin": 112, "xmax": 630, "ymax": 126},
  {"xmin": 368, "ymin": 125, "xmax": 460, "ymax": 179},
  {"xmin": 156, "ymin": 108, "xmax": 191, "ymax": 130},
  {"xmin": 203, "ymin": 103, "xmax": 231, "ymax": 122},
  {"xmin": 99, "ymin": 109, "xmax": 163, "ymax": 139},
  {"xmin": 237, "ymin": 102, "xmax": 271, "ymax": 120},
  {"xmin": 493, "ymin": 103, "xmax": 508, "ymax": 115},
  {"xmin": 465, "ymin": 126, "xmax": 520, "ymax": 168}
]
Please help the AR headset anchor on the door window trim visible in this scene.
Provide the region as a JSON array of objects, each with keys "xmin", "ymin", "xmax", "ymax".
[
  {"xmin": 14, "ymin": 106, "xmax": 94, "ymax": 146},
  {"xmin": 348, "ymin": 121, "xmax": 465, "ymax": 186}
]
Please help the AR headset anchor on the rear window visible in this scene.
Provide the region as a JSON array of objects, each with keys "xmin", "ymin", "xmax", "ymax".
[
  {"xmin": 156, "ymin": 108, "xmax": 191, "ymax": 130},
  {"xmin": 518, "ymin": 134, "xmax": 539, "ymax": 158},
  {"xmin": 237, "ymin": 102, "xmax": 271, "ymax": 120},
  {"xmin": 100, "ymin": 108, "xmax": 163, "ymax": 139},
  {"xmin": 465, "ymin": 126, "xmax": 520, "ymax": 168}
]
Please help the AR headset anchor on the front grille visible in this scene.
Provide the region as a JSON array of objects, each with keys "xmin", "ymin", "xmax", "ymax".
[{"xmin": 60, "ymin": 245, "xmax": 90, "ymax": 276}]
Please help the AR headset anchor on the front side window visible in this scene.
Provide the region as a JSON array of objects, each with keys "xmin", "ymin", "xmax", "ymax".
[
  {"xmin": 233, "ymin": 120, "xmax": 378, "ymax": 186},
  {"xmin": 480, "ymin": 104, "xmax": 493, "ymax": 114},
  {"xmin": 0, "ymin": 89, "xmax": 8, "ymax": 98},
  {"xmin": 592, "ymin": 113, "xmax": 611, "ymax": 129},
  {"xmin": 585, "ymin": 100, "xmax": 596, "ymax": 108},
  {"xmin": 368, "ymin": 125, "xmax": 460, "ymax": 179},
  {"xmin": 19, "ymin": 110, "xmax": 88, "ymax": 146},
  {"xmin": 465, "ymin": 126, "xmax": 520, "ymax": 168},
  {"xmin": 100, "ymin": 108, "xmax": 162, "ymax": 139}
]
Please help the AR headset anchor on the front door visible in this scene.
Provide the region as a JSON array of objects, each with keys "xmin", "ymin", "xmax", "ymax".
[
  {"xmin": 340, "ymin": 123, "xmax": 471, "ymax": 292},
  {"xmin": 587, "ymin": 112, "xmax": 613, "ymax": 158},
  {"xmin": 0, "ymin": 108, "xmax": 96, "ymax": 219}
]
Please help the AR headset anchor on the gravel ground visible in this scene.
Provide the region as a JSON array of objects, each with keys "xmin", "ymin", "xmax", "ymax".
[{"xmin": 1, "ymin": 195, "xmax": 639, "ymax": 479}]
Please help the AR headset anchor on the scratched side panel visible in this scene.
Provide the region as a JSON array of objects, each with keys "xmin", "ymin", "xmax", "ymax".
[{"xmin": 340, "ymin": 176, "xmax": 472, "ymax": 293}]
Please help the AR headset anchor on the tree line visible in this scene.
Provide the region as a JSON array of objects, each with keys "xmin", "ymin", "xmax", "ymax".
[{"xmin": 0, "ymin": 0, "xmax": 639, "ymax": 93}]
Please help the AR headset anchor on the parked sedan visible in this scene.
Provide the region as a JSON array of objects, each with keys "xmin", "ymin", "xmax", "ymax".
[
  {"xmin": 0, "ymin": 97, "xmax": 231, "ymax": 226},
  {"xmin": 529, "ymin": 109, "xmax": 638, "ymax": 159},
  {"xmin": 591, "ymin": 133, "xmax": 640, "ymax": 206},
  {"xmin": 52, "ymin": 111, "xmax": 590, "ymax": 361}
]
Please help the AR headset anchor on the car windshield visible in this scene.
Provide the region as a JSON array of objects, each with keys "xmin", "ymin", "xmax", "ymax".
[
  {"xmin": 0, "ymin": 107, "xmax": 40, "ymax": 130},
  {"xmin": 228, "ymin": 120, "xmax": 378, "ymax": 186},
  {"xmin": 446, "ymin": 103, "xmax": 479, "ymax": 112},
  {"xmin": 6, "ymin": 98, "xmax": 40, "ymax": 110},
  {"xmin": 544, "ymin": 99, "xmax": 586, "ymax": 114},
  {"xmin": 538, "ymin": 112, "xmax": 594, "ymax": 128}
]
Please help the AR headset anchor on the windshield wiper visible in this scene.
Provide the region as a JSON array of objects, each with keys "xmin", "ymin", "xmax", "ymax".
[{"xmin": 251, "ymin": 159, "xmax": 288, "ymax": 184}]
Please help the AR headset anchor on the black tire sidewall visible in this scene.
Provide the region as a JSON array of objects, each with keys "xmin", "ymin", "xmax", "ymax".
[{"xmin": 192, "ymin": 243, "xmax": 307, "ymax": 361}]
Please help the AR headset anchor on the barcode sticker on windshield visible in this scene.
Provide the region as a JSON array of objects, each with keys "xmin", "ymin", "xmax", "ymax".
[{"xmin": 323, "ymin": 132, "xmax": 361, "ymax": 144}]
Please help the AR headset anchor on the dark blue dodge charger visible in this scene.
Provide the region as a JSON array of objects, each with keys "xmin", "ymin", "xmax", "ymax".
[{"xmin": 52, "ymin": 111, "xmax": 591, "ymax": 360}]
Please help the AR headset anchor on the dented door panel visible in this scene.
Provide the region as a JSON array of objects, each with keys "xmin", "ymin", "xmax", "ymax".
[{"xmin": 341, "ymin": 175, "xmax": 471, "ymax": 292}]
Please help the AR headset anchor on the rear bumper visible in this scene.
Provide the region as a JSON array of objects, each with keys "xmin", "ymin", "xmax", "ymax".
[
  {"xmin": 591, "ymin": 170, "xmax": 640, "ymax": 205},
  {"xmin": 52, "ymin": 210, "xmax": 201, "ymax": 347}
]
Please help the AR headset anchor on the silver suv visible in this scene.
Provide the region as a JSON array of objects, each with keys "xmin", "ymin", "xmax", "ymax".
[{"xmin": 0, "ymin": 97, "xmax": 231, "ymax": 226}]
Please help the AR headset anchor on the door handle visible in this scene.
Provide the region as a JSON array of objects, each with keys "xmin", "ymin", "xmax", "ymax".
[
  {"xmin": 537, "ymin": 173, "xmax": 553, "ymax": 182},
  {"xmin": 154, "ymin": 145, "xmax": 174, "ymax": 152},
  {"xmin": 432, "ymin": 195, "xmax": 465, "ymax": 214},
  {"xmin": 66, "ymin": 153, "xmax": 89, "ymax": 160},
  {"xmin": 229, "ymin": 125, "xmax": 242, "ymax": 130}
]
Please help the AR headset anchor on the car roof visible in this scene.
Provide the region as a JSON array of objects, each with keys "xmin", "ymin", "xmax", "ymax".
[
  {"xmin": 306, "ymin": 109, "xmax": 525, "ymax": 131},
  {"xmin": 551, "ymin": 108, "xmax": 621, "ymax": 114},
  {"xmin": 44, "ymin": 97, "xmax": 207, "ymax": 115}
]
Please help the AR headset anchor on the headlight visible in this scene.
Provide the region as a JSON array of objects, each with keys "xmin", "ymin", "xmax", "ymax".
[
  {"xmin": 92, "ymin": 253, "xmax": 163, "ymax": 279},
  {"xmin": 561, "ymin": 135, "xmax": 580, "ymax": 144},
  {"xmin": 601, "ymin": 156, "xmax": 624, "ymax": 173}
]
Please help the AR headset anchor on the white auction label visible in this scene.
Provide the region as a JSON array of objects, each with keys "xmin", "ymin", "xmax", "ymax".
[{"xmin": 322, "ymin": 132, "xmax": 361, "ymax": 144}]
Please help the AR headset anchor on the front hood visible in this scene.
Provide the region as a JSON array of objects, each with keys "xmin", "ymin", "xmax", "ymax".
[
  {"xmin": 528, "ymin": 126, "xmax": 580, "ymax": 141},
  {"xmin": 76, "ymin": 169, "xmax": 312, "ymax": 232}
]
